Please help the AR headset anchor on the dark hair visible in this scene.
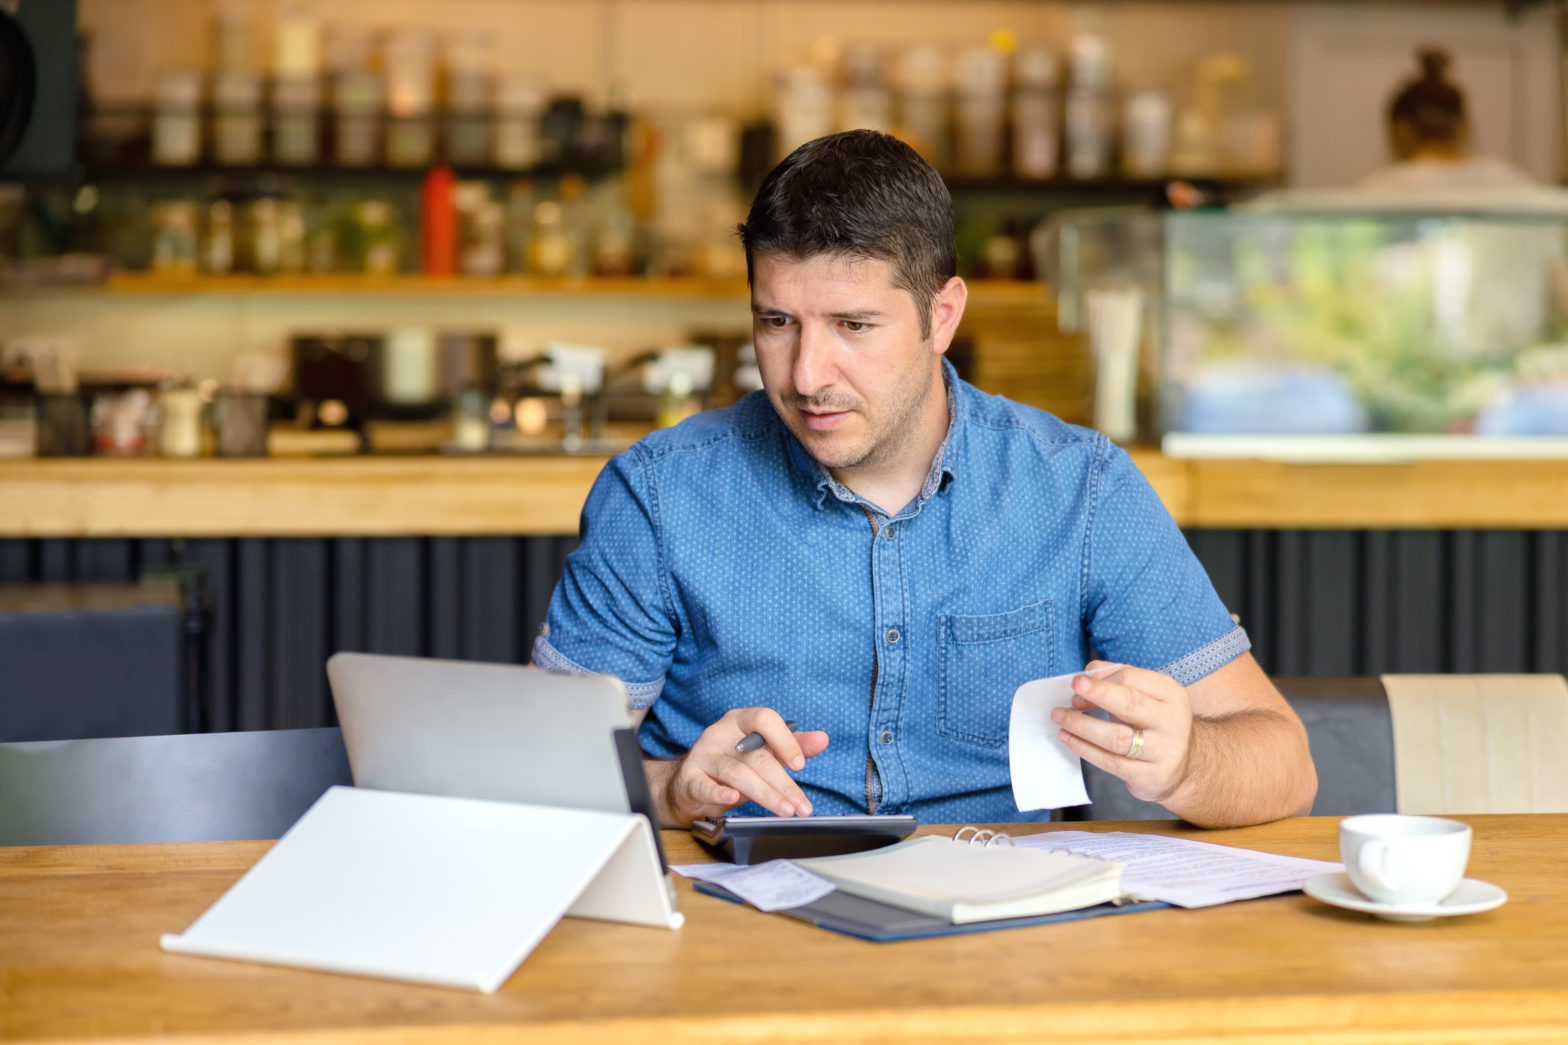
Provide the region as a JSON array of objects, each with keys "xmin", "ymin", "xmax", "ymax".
[
  {"xmin": 737, "ymin": 129, "xmax": 956, "ymax": 340},
  {"xmin": 1389, "ymin": 46, "xmax": 1466, "ymax": 145}
]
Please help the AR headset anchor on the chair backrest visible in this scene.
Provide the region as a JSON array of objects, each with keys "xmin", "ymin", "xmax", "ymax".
[
  {"xmin": 0, "ymin": 728, "xmax": 352, "ymax": 846},
  {"xmin": 1075, "ymin": 676, "xmax": 1397, "ymax": 821}
]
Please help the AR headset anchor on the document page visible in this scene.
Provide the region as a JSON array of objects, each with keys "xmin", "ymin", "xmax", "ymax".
[
  {"xmin": 1013, "ymin": 830, "xmax": 1342, "ymax": 908},
  {"xmin": 1009, "ymin": 672, "xmax": 1100, "ymax": 811},
  {"xmin": 670, "ymin": 860, "xmax": 834, "ymax": 912}
]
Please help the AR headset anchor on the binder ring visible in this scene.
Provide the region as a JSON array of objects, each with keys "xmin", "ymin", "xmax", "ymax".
[{"xmin": 952, "ymin": 826, "xmax": 1015, "ymax": 847}]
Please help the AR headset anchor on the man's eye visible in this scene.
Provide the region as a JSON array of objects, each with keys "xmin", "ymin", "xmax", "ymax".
[
  {"xmin": 759, "ymin": 315, "xmax": 790, "ymax": 328},
  {"xmin": 843, "ymin": 321, "xmax": 868, "ymax": 333}
]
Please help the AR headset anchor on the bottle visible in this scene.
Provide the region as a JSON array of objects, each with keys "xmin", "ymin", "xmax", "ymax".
[
  {"xmin": 1064, "ymin": 12, "xmax": 1114, "ymax": 179},
  {"xmin": 421, "ymin": 167, "xmax": 458, "ymax": 276},
  {"xmin": 384, "ymin": 30, "xmax": 436, "ymax": 167}
]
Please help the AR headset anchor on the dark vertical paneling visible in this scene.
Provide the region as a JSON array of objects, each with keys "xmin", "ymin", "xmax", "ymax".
[
  {"xmin": 38, "ymin": 539, "xmax": 71, "ymax": 581},
  {"xmin": 1390, "ymin": 531, "xmax": 1445, "ymax": 672},
  {"xmin": 234, "ymin": 540, "xmax": 272, "ymax": 730},
  {"xmin": 1535, "ymin": 533, "xmax": 1565, "ymax": 673},
  {"xmin": 0, "ymin": 540, "xmax": 31, "ymax": 581},
  {"xmin": 1304, "ymin": 532, "xmax": 1357, "ymax": 675},
  {"xmin": 74, "ymin": 540, "xmax": 133, "ymax": 581},
  {"xmin": 184, "ymin": 539, "xmax": 235, "ymax": 731},
  {"xmin": 136, "ymin": 539, "xmax": 174, "ymax": 573},
  {"xmin": 272, "ymin": 540, "xmax": 329, "ymax": 729},
  {"xmin": 1244, "ymin": 532, "xmax": 1277, "ymax": 673},
  {"xmin": 1362, "ymin": 532, "xmax": 1392, "ymax": 669},
  {"xmin": 1448, "ymin": 532, "xmax": 1477, "ymax": 672},
  {"xmin": 366, "ymin": 538, "xmax": 424, "ymax": 655},
  {"xmin": 1186, "ymin": 530, "xmax": 1243, "ymax": 612},
  {"xmin": 1476, "ymin": 532, "xmax": 1528, "ymax": 672},
  {"xmin": 1273, "ymin": 532, "xmax": 1306, "ymax": 675},
  {"xmin": 331, "ymin": 538, "xmax": 367, "ymax": 656},
  {"xmin": 462, "ymin": 536, "xmax": 518, "ymax": 663},
  {"xmin": 428, "ymin": 538, "xmax": 464, "ymax": 660}
]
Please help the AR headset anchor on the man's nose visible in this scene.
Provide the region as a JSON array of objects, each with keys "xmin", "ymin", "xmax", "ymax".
[{"xmin": 793, "ymin": 325, "xmax": 837, "ymax": 396}]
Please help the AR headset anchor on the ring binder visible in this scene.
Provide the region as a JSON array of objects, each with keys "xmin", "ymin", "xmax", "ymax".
[{"xmin": 952, "ymin": 826, "xmax": 1015, "ymax": 847}]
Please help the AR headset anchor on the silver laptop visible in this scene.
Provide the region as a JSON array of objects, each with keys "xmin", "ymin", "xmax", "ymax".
[{"xmin": 325, "ymin": 652, "xmax": 663, "ymax": 864}]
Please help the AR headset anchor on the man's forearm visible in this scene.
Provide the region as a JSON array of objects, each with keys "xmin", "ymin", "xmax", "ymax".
[
  {"xmin": 642, "ymin": 757, "xmax": 681, "ymax": 828},
  {"xmin": 1161, "ymin": 708, "xmax": 1317, "ymax": 828}
]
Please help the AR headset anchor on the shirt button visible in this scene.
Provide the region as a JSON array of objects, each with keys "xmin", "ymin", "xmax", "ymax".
[
  {"xmin": 884, "ymin": 525, "xmax": 896, "ymax": 540},
  {"xmin": 885, "ymin": 627, "xmax": 900, "ymax": 644},
  {"xmin": 879, "ymin": 730, "xmax": 895, "ymax": 745}
]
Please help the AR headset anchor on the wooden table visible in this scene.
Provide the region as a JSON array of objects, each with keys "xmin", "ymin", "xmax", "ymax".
[{"xmin": 3, "ymin": 815, "xmax": 1565, "ymax": 1043}]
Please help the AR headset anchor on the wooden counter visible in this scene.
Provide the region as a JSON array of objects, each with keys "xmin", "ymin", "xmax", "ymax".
[
  {"xmin": 3, "ymin": 815, "xmax": 1566, "ymax": 1043},
  {"xmin": 2, "ymin": 452, "xmax": 1565, "ymax": 537}
]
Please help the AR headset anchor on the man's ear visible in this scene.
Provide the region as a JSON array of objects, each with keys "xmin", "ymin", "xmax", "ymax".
[{"xmin": 930, "ymin": 276, "xmax": 969, "ymax": 355}]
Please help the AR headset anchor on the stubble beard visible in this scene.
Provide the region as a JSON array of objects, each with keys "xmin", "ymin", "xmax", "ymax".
[{"xmin": 788, "ymin": 357, "xmax": 937, "ymax": 473}]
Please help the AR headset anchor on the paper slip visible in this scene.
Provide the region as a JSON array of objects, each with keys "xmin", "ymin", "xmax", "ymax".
[
  {"xmin": 1009, "ymin": 670, "xmax": 1108, "ymax": 811},
  {"xmin": 671, "ymin": 860, "xmax": 835, "ymax": 912},
  {"xmin": 1014, "ymin": 830, "xmax": 1343, "ymax": 908}
]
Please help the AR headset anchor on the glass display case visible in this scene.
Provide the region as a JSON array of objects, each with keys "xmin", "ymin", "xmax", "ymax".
[{"xmin": 1043, "ymin": 202, "xmax": 1568, "ymax": 457}]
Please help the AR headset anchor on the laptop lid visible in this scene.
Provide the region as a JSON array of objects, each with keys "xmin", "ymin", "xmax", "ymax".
[{"xmin": 325, "ymin": 652, "xmax": 665, "ymax": 867}]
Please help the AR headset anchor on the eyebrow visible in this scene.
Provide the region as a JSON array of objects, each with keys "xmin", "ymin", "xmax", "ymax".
[{"xmin": 749, "ymin": 303, "xmax": 887, "ymax": 321}]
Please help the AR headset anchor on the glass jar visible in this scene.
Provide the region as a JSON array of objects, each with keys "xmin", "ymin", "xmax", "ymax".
[
  {"xmin": 203, "ymin": 200, "xmax": 236, "ymax": 274},
  {"xmin": 492, "ymin": 77, "xmax": 545, "ymax": 170},
  {"xmin": 272, "ymin": 77, "xmax": 322, "ymax": 166},
  {"xmin": 1011, "ymin": 44, "xmax": 1060, "ymax": 178},
  {"xmin": 953, "ymin": 46, "xmax": 1007, "ymax": 178},
  {"xmin": 896, "ymin": 46, "xmax": 950, "ymax": 169},
  {"xmin": 151, "ymin": 201, "xmax": 199, "ymax": 274},
  {"xmin": 333, "ymin": 71, "xmax": 381, "ymax": 166},
  {"xmin": 384, "ymin": 30, "xmax": 435, "ymax": 167},
  {"xmin": 153, "ymin": 70, "xmax": 204, "ymax": 166},
  {"xmin": 212, "ymin": 71, "xmax": 262, "ymax": 166},
  {"xmin": 444, "ymin": 32, "xmax": 493, "ymax": 167}
]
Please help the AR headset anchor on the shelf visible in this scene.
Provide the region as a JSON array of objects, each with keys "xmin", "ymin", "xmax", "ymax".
[
  {"xmin": 76, "ymin": 273, "xmax": 1052, "ymax": 303},
  {"xmin": 4, "ymin": 451, "xmax": 1565, "ymax": 538}
]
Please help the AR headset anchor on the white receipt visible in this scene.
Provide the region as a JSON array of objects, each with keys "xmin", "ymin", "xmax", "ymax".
[
  {"xmin": 669, "ymin": 860, "xmax": 835, "ymax": 912},
  {"xmin": 1008, "ymin": 672, "xmax": 1097, "ymax": 811},
  {"xmin": 1013, "ymin": 830, "xmax": 1343, "ymax": 908}
]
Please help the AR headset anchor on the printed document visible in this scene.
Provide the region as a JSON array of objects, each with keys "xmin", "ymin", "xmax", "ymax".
[
  {"xmin": 1010, "ymin": 671, "xmax": 1105, "ymax": 811},
  {"xmin": 1013, "ymin": 830, "xmax": 1342, "ymax": 908},
  {"xmin": 670, "ymin": 860, "xmax": 834, "ymax": 911}
]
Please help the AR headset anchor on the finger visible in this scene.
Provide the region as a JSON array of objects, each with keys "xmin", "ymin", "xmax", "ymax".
[
  {"xmin": 706, "ymin": 755, "xmax": 804, "ymax": 817},
  {"xmin": 1053, "ymin": 707, "xmax": 1139, "ymax": 758},
  {"xmin": 796, "ymin": 729, "xmax": 830, "ymax": 759},
  {"xmin": 1058, "ymin": 728, "xmax": 1136, "ymax": 778},
  {"xmin": 1071, "ymin": 674, "xmax": 1152, "ymax": 723},
  {"xmin": 740, "ymin": 749, "xmax": 815, "ymax": 817},
  {"xmin": 677, "ymin": 769, "xmax": 740, "ymax": 812},
  {"xmin": 735, "ymin": 707, "xmax": 807, "ymax": 770}
]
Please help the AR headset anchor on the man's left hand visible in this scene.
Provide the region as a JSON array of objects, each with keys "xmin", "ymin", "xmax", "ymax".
[{"xmin": 1050, "ymin": 660, "xmax": 1194, "ymax": 805}]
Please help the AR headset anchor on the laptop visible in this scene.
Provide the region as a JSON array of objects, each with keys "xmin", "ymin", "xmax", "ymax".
[{"xmin": 325, "ymin": 651, "xmax": 666, "ymax": 868}]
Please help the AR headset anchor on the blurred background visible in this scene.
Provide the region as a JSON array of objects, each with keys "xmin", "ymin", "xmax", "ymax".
[{"xmin": 1, "ymin": 0, "xmax": 1565, "ymax": 743}]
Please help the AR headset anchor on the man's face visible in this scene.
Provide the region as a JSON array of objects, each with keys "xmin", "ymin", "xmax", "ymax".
[{"xmin": 750, "ymin": 253, "xmax": 945, "ymax": 476}]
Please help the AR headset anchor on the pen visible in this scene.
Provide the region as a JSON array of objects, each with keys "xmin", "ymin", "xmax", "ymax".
[{"xmin": 735, "ymin": 720, "xmax": 798, "ymax": 754}]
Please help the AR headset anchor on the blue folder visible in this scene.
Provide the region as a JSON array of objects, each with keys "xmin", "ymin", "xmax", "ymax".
[{"xmin": 695, "ymin": 880, "xmax": 1169, "ymax": 942}]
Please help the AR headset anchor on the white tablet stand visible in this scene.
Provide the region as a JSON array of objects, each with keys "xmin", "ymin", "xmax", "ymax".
[{"xmin": 161, "ymin": 786, "xmax": 683, "ymax": 993}]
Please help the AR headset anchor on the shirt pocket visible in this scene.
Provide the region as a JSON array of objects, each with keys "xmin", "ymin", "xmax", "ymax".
[{"xmin": 937, "ymin": 599, "xmax": 1054, "ymax": 748}]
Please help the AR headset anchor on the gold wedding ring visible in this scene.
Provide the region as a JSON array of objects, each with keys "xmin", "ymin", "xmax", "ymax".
[{"xmin": 1125, "ymin": 728, "xmax": 1145, "ymax": 760}]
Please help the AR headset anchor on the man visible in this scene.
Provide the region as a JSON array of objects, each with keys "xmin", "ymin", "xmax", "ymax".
[{"xmin": 535, "ymin": 130, "xmax": 1317, "ymax": 829}]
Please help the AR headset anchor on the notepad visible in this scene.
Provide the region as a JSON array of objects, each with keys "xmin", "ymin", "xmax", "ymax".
[{"xmin": 793, "ymin": 835, "xmax": 1123, "ymax": 924}]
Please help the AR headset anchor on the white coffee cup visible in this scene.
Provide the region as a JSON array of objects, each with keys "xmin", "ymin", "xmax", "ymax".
[{"xmin": 1339, "ymin": 814, "xmax": 1471, "ymax": 906}]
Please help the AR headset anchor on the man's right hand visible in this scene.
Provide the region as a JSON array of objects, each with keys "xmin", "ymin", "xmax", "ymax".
[{"xmin": 644, "ymin": 707, "xmax": 830, "ymax": 827}]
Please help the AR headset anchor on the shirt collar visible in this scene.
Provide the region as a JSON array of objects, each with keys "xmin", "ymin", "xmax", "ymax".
[{"xmin": 784, "ymin": 357, "xmax": 963, "ymax": 513}]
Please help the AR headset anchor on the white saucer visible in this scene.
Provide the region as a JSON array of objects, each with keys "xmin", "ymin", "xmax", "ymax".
[{"xmin": 1303, "ymin": 872, "xmax": 1507, "ymax": 922}]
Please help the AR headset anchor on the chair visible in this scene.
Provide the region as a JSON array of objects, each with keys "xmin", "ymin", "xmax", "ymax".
[
  {"xmin": 0, "ymin": 727, "xmax": 352, "ymax": 846},
  {"xmin": 1074, "ymin": 676, "xmax": 1403, "ymax": 821},
  {"xmin": 0, "ymin": 583, "xmax": 189, "ymax": 741}
]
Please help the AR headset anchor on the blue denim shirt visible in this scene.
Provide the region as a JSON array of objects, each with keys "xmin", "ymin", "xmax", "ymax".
[{"xmin": 535, "ymin": 362, "xmax": 1248, "ymax": 823}]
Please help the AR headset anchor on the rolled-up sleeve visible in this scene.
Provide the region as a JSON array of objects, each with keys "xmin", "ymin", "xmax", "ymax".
[
  {"xmin": 533, "ymin": 449, "xmax": 676, "ymax": 709},
  {"xmin": 1082, "ymin": 443, "xmax": 1249, "ymax": 685}
]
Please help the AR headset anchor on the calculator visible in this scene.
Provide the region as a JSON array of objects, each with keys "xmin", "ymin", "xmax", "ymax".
[{"xmin": 690, "ymin": 814, "xmax": 919, "ymax": 864}]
